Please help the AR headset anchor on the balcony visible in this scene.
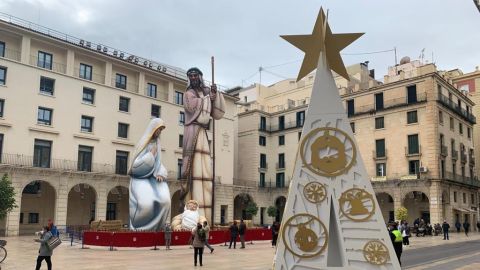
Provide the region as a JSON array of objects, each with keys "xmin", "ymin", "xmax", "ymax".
[
  {"xmin": 347, "ymin": 92, "xmax": 427, "ymax": 118},
  {"xmin": 276, "ymin": 162, "xmax": 286, "ymax": 170},
  {"xmin": 405, "ymin": 146, "xmax": 421, "ymax": 157},
  {"xmin": 460, "ymin": 153, "xmax": 467, "ymax": 164},
  {"xmin": 444, "ymin": 172, "xmax": 480, "ymax": 187},
  {"xmin": 438, "ymin": 95, "xmax": 476, "ymax": 124},
  {"xmin": 0, "ymin": 48, "xmax": 21, "ymax": 61},
  {"xmin": 258, "ymin": 163, "xmax": 268, "ymax": 172},
  {"xmin": 29, "ymin": 55, "xmax": 66, "ymax": 74},
  {"xmin": 233, "ymin": 179, "xmax": 289, "ymax": 189},
  {"xmin": 451, "ymin": 150, "xmax": 459, "ymax": 160},
  {"xmin": 74, "ymin": 67, "xmax": 105, "ymax": 84},
  {"xmin": 470, "ymin": 155, "xmax": 475, "ymax": 165},
  {"xmin": 373, "ymin": 150, "xmax": 387, "ymax": 160},
  {"xmin": 441, "ymin": 145, "xmax": 448, "ymax": 157},
  {"xmin": 258, "ymin": 121, "xmax": 303, "ymax": 133}
]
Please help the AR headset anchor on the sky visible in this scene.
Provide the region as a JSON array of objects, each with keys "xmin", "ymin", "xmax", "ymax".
[{"xmin": 0, "ymin": 0, "xmax": 479, "ymax": 89}]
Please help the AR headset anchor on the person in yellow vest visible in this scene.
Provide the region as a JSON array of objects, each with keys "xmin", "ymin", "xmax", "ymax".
[{"xmin": 388, "ymin": 222, "xmax": 403, "ymax": 266}]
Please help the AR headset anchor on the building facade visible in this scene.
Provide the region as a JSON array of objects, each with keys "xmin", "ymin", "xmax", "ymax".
[
  {"xmin": 0, "ymin": 15, "xmax": 237, "ymax": 236},
  {"xmin": 233, "ymin": 60, "xmax": 480, "ymax": 227}
]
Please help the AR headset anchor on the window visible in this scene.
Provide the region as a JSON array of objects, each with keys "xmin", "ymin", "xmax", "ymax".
[
  {"xmin": 347, "ymin": 99, "xmax": 354, "ymax": 116},
  {"xmin": 375, "ymin": 92, "xmax": 384, "ymax": 110},
  {"xmin": 119, "ymin": 97, "xmax": 130, "ymax": 112},
  {"xmin": 468, "ymin": 127, "xmax": 471, "ymax": 139},
  {"xmin": 259, "ymin": 116, "xmax": 266, "ymax": 131},
  {"xmin": 77, "ymin": 145, "xmax": 93, "ymax": 172},
  {"xmin": 298, "ymin": 132, "xmax": 302, "ymax": 141},
  {"xmin": 147, "ymin": 83, "xmax": 157, "ymax": 98},
  {"xmin": 408, "ymin": 160, "xmax": 419, "ymax": 175},
  {"xmin": 20, "ymin": 212, "xmax": 23, "ymax": 224},
  {"xmin": 375, "ymin": 117, "xmax": 384, "ymax": 129},
  {"xmin": 115, "ymin": 73, "xmax": 127, "ymax": 89},
  {"xmin": 179, "ymin": 112, "xmax": 185, "ymax": 125},
  {"xmin": 376, "ymin": 163, "xmax": 386, "ymax": 176},
  {"xmin": 37, "ymin": 107, "xmax": 53, "ymax": 125},
  {"xmin": 0, "ymin": 66, "xmax": 6, "ymax": 85},
  {"xmin": 296, "ymin": 111, "xmax": 305, "ymax": 127},
  {"xmin": 0, "ymin": 134, "xmax": 3, "ymax": 162},
  {"xmin": 350, "ymin": 122, "xmax": 355, "ymax": 133},
  {"xmin": 276, "ymin": 173, "xmax": 285, "ymax": 188},
  {"xmin": 407, "ymin": 111, "xmax": 418, "ymax": 124},
  {"xmin": 37, "ymin": 51, "xmax": 52, "ymax": 70},
  {"xmin": 106, "ymin": 203, "xmax": 116, "ymax": 220},
  {"xmin": 278, "ymin": 115, "xmax": 285, "ymax": 130},
  {"xmin": 459, "ymin": 123, "xmax": 463, "ymax": 135},
  {"xmin": 463, "ymin": 193, "xmax": 466, "ymax": 204},
  {"xmin": 151, "ymin": 104, "xmax": 161, "ymax": 118},
  {"xmin": 407, "ymin": 85, "xmax": 417, "ymax": 104},
  {"xmin": 0, "ymin": 99, "xmax": 4, "ymax": 117},
  {"xmin": 375, "ymin": 139, "xmax": 385, "ymax": 158},
  {"xmin": 259, "ymin": 136, "xmax": 266, "ymax": 146},
  {"xmin": 260, "ymin": 154, "xmax": 267, "ymax": 168},
  {"xmin": 79, "ymin": 63, "xmax": 92, "ymax": 80},
  {"xmin": 179, "ymin": 134, "xmax": 183, "ymax": 148},
  {"xmin": 278, "ymin": 153, "xmax": 285, "ymax": 169},
  {"xmin": 461, "ymin": 166, "xmax": 465, "ymax": 179},
  {"xmin": 175, "ymin": 91, "xmax": 184, "ymax": 105},
  {"xmin": 279, "ymin": 135, "xmax": 285, "ymax": 146},
  {"xmin": 471, "ymin": 193, "xmax": 475, "ymax": 204},
  {"xmin": 115, "ymin": 150, "xmax": 129, "ymax": 175},
  {"xmin": 408, "ymin": 134, "xmax": 419, "ymax": 154},
  {"xmin": 81, "ymin": 115, "xmax": 94, "ymax": 132},
  {"xmin": 453, "ymin": 192, "xmax": 457, "ymax": 203},
  {"xmin": 118, "ymin": 123, "xmax": 129, "ymax": 138},
  {"xmin": 177, "ymin": 159, "xmax": 183, "ymax": 179},
  {"xmin": 439, "ymin": 110, "xmax": 443, "ymax": 124},
  {"xmin": 450, "ymin": 117, "xmax": 454, "ymax": 130},
  {"xmin": 82, "ymin": 87, "xmax": 95, "ymax": 104},
  {"xmin": 39, "ymin": 76, "xmax": 55, "ymax": 95},
  {"xmin": 33, "ymin": 139, "xmax": 52, "ymax": 168},
  {"xmin": 0, "ymin": 41, "xmax": 4, "ymax": 57},
  {"xmin": 259, "ymin": 173, "xmax": 266, "ymax": 187},
  {"xmin": 28, "ymin": 213, "xmax": 39, "ymax": 224}
]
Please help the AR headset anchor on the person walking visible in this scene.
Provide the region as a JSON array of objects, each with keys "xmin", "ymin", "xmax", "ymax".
[
  {"xmin": 164, "ymin": 223, "xmax": 172, "ymax": 250},
  {"xmin": 442, "ymin": 220, "xmax": 450, "ymax": 240},
  {"xmin": 203, "ymin": 221, "xmax": 214, "ymax": 253},
  {"xmin": 34, "ymin": 226, "xmax": 53, "ymax": 270},
  {"xmin": 271, "ymin": 222, "xmax": 280, "ymax": 247},
  {"xmin": 192, "ymin": 223, "xmax": 206, "ymax": 267},
  {"xmin": 239, "ymin": 219, "xmax": 247, "ymax": 249},
  {"xmin": 401, "ymin": 221, "xmax": 410, "ymax": 246},
  {"xmin": 388, "ymin": 222, "xmax": 403, "ymax": 266},
  {"xmin": 476, "ymin": 220, "xmax": 480, "ymax": 232},
  {"xmin": 455, "ymin": 220, "xmax": 461, "ymax": 233},
  {"xmin": 463, "ymin": 220, "xmax": 470, "ymax": 237},
  {"xmin": 229, "ymin": 221, "xmax": 239, "ymax": 249}
]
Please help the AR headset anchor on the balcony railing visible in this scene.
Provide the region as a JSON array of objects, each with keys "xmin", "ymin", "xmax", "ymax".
[
  {"xmin": 460, "ymin": 153, "xmax": 467, "ymax": 163},
  {"xmin": 29, "ymin": 55, "xmax": 66, "ymax": 74},
  {"xmin": 348, "ymin": 92, "xmax": 427, "ymax": 117},
  {"xmin": 470, "ymin": 155, "xmax": 475, "ymax": 165},
  {"xmin": 451, "ymin": 150, "xmax": 459, "ymax": 160},
  {"xmin": 276, "ymin": 162, "xmax": 286, "ymax": 170},
  {"xmin": 258, "ymin": 163, "xmax": 268, "ymax": 172},
  {"xmin": 234, "ymin": 179, "xmax": 289, "ymax": 189},
  {"xmin": 438, "ymin": 95, "xmax": 476, "ymax": 124},
  {"xmin": 0, "ymin": 48, "xmax": 21, "ymax": 61},
  {"xmin": 111, "ymin": 78, "xmax": 139, "ymax": 93},
  {"xmin": 444, "ymin": 172, "xmax": 480, "ymax": 187},
  {"xmin": 373, "ymin": 150, "xmax": 387, "ymax": 160},
  {"xmin": 74, "ymin": 67, "xmax": 105, "ymax": 84},
  {"xmin": 258, "ymin": 121, "xmax": 303, "ymax": 132},
  {"xmin": 405, "ymin": 146, "xmax": 421, "ymax": 157},
  {"xmin": 441, "ymin": 145, "xmax": 448, "ymax": 157}
]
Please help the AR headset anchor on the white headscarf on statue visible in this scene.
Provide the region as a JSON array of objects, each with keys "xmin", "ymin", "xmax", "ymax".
[{"xmin": 128, "ymin": 118, "xmax": 165, "ymax": 175}]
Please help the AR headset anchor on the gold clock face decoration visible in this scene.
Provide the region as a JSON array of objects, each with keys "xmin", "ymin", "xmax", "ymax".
[
  {"xmin": 282, "ymin": 213, "xmax": 328, "ymax": 258},
  {"xmin": 363, "ymin": 240, "xmax": 390, "ymax": 265},
  {"xmin": 300, "ymin": 127, "xmax": 356, "ymax": 177},
  {"xmin": 303, "ymin": 182, "xmax": 327, "ymax": 203},
  {"xmin": 339, "ymin": 188, "xmax": 376, "ymax": 222}
]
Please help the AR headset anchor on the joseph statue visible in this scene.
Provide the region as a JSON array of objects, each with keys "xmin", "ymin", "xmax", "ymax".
[{"xmin": 180, "ymin": 67, "xmax": 225, "ymax": 225}]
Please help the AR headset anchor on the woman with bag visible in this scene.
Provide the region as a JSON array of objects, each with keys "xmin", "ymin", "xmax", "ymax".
[
  {"xmin": 34, "ymin": 226, "xmax": 53, "ymax": 270},
  {"xmin": 401, "ymin": 221, "xmax": 410, "ymax": 246},
  {"xmin": 192, "ymin": 223, "xmax": 206, "ymax": 266}
]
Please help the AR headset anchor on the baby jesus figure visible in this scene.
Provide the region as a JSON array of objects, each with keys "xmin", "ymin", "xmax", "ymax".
[{"xmin": 171, "ymin": 200, "xmax": 207, "ymax": 231}]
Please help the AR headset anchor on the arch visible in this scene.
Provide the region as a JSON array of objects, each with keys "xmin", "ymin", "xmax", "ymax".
[
  {"xmin": 67, "ymin": 183, "xmax": 97, "ymax": 226},
  {"xmin": 20, "ymin": 180, "xmax": 56, "ymax": 235},
  {"xmin": 376, "ymin": 192, "xmax": 394, "ymax": 223},
  {"xmin": 403, "ymin": 191, "xmax": 430, "ymax": 224},
  {"xmin": 234, "ymin": 193, "xmax": 254, "ymax": 220},
  {"xmin": 275, "ymin": 196, "xmax": 287, "ymax": 222},
  {"xmin": 106, "ymin": 186, "xmax": 129, "ymax": 225},
  {"xmin": 170, "ymin": 189, "xmax": 183, "ymax": 220}
]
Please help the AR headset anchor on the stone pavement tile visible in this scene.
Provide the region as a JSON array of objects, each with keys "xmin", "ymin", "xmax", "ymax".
[{"xmin": 406, "ymin": 252, "xmax": 480, "ymax": 270}]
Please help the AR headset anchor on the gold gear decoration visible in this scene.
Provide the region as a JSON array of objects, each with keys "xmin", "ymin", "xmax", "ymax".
[
  {"xmin": 339, "ymin": 188, "xmax": 376, "ymax": 222},
  {"xmin": 363, "ymin": 240, "xmax": 390, "ymax": 265},
  {"xmin": 282, "ymin": 213, "xmax": 328, "ymax": 258},
  {"xmin": 303, "ymin": 182, "xmax": 327, "ymax": 204},
  {"xmin": 300, "ymin": 127, "xmax": 356, "ymax": 177}
]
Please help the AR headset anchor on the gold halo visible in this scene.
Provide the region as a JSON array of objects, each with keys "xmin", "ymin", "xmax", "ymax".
[
  {"xmin": 363, "ymin": 240, "xmax": 390, "ymax": 265},
  {"xmin": 300, "ymin": 127, "xmax": 356, "ymax": 177},
  {"xmin": 281, "ymin": 213, "xmax": 328, "ymax": 258},
  {"xmin": 339, "ymin": 188, "xmax": 376, "ymax": 222},
  {"xmin": 303, "ymin": 182, "xmax": 327, "ymax": 204}
]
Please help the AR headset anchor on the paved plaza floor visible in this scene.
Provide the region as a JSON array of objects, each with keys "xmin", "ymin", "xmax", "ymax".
[{"xmin": 1, "ymin": 232, "xmax": 480, "ymax": 269}]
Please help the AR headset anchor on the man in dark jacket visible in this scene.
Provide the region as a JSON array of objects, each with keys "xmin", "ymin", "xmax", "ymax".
[
  {"xmin": 389, "ymin": 222, "xmax": 403, "ymax": 266},
  {"xmin": 455, "ymin": 220, "xmax": 461, "ymax": 233},
  {"xmin": 442, "ymin": 220, "xmax": 450, "ymax": 240},
  {"xmin": 239, "ymin": 219, "xmax": 247, "ymax": 249},
  {"xmin": 463, "ymin": 221, "xmax": 470, "ymax": 236},
  {"xmin": 229, "ymin": 221, "xmax": 239, "ymax": 249}
]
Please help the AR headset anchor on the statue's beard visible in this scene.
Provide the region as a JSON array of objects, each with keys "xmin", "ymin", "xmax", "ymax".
[{"xmin": 190, "ymin": 79, "xmax": 200, "ymax": 88}]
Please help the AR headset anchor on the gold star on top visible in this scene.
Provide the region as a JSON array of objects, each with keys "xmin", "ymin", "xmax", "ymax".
[{"xmin": 281, "ymin": 8, "xmax": 364, "ymax": 81}]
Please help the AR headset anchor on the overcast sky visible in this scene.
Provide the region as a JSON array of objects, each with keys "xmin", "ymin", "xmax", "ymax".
[{"xmin": 1, "ymin": 0, "xmax": 479, "ymax": 89}]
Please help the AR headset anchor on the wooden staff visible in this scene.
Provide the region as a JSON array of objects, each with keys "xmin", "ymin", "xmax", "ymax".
[{"xmin": 211, "ymin": 56, "xmax": 216, "ymax": 227}]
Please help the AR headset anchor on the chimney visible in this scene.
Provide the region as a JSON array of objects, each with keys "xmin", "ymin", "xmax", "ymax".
[{"xmin": 369, "ymin": 69, "xmax": 375, "ymax": 79}]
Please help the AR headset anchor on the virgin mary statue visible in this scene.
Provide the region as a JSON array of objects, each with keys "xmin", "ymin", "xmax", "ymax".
[{"xmin": 129, "ymin": 118, "xmax": 171, "ymax": 231}]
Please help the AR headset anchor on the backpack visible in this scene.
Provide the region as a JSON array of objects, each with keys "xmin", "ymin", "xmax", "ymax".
[{"xmin": 198, "ymin": 228, "xmax": 206, "ymax": 242}]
